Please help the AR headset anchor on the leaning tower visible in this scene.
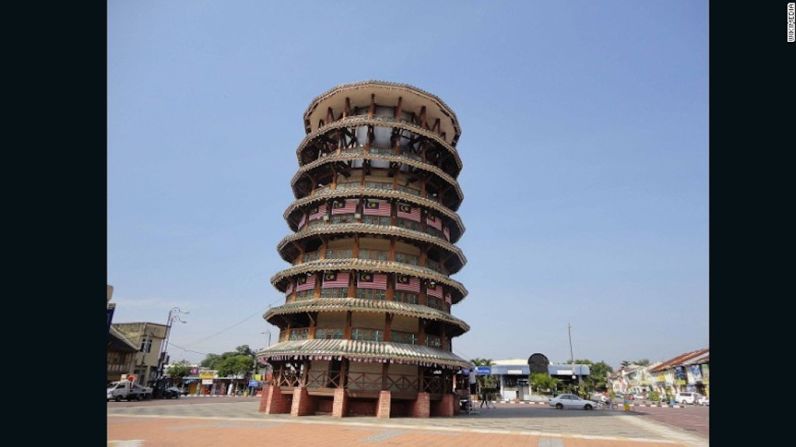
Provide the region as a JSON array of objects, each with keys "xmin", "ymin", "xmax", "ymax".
[{"xmin": 257, "ymin": 81, "xmax": 470, "ymax": 418}]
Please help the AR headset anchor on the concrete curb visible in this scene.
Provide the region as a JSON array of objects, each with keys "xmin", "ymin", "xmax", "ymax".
[{"xmin": 496, "ymin": 400, "xmax": 688, "ymax": 409}]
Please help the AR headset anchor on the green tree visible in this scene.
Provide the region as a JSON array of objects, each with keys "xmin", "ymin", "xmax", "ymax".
[
  {"xmin": 530, "ymin": 373, "xmax": 559, "ymax": 395},
  {"xmin": 217, "ymin": 355, "xmax": 254, "ymax": 377},
  {"xmin": 635, "ymin": 359, "xmax": 650, "ymax": 366},
  {"xmin": 166, "ymin": 360, "xmax": 192, "ymax": 378},
  {"xmin": 200, "ymin": 353, "xmax": 223, "ymax": 370}
]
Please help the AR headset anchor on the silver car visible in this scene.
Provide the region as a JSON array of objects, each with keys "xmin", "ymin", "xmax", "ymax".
[{"xmin": 548, "ymin": 394, "xmax": 597, "ymax": 410}]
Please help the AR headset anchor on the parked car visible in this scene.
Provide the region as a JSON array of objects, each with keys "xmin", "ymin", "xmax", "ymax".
[
  {"xmin": 675, "ymin": 392, "xmax": 701, "ymax": 405},
  {"xmin": 591, "ymin": 393, "xmax": 609, "ymax": 403},
  {"xmin": 162, "ymin": 386, "xmax": 182, "ymax": 399},
  {"xmin": 107, "ymin": 381, "xmax": 153, "ymax": 401},
  {"xmin": 548, "ymin": 394, "xmax": 597, "ymax": 410},
  {"xmin": 696, "ymin": 394, "xmax": 709, "ymax": 406}
]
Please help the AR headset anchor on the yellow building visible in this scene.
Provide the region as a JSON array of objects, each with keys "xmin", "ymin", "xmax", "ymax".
[{"xmin": 113, "ymin": 322, "xmax": 169, "ymax": 385}]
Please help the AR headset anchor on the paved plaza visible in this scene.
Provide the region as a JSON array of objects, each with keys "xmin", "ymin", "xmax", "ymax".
[{"xmin": 108, "ymin": 399, "xmax": 708, "ymax": 447}]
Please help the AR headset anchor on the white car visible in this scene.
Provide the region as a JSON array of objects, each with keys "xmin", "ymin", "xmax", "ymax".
[
  {"xmin": 675, "ymin": 392, "xmax": 702, "ymax": 405},
  {"xmin": 696, "ymin": 395, "xmax": 709, "ymax": 406},
  {"xmin": 549, "ymin": 394, "xmax": 597, "ymax": 410}
]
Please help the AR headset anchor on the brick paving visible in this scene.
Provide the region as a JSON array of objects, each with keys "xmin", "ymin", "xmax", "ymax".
[
  {"xmin": 631, "ymin": 406, "xmax": 709, "ymax": 439},
  {"xmin": 108, "ymin": 400, "xmax": 708, "ymax": 446},
  {"xmin": 108, "ymin": 416, "xmax": 683, "ymax": 447}
]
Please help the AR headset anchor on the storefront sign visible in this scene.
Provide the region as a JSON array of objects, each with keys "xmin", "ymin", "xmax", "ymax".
[
  {"xmin": 199, "ymin": 371, "xmax": 217, "ymax": 380},
  {"xmin": 248, "ymin": 380, "xmax": 260, "ymax": 387},
  {"xmin": 507, "ymin": 369, "xmax": 524, "ymax": 375},
  {"xmin": 476, "ymin": 366, "xmax": 491, "ymax": 375},
  {"xmin": 201, "ymin": 379, "xmax": 213, "ymax": 385}
]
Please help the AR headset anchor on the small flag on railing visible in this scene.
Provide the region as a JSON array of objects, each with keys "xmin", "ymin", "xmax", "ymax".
[
  {"xmin": 363, "ymin": 199, "xmax": 391, "ymax": 217},
  {"xmin": 397, "ymin": 203, "xmax": 421, "ymax": 222},
  {"xmin": 442, "ymin": 226, "xmax": 450, "ymax": 241},
  {"xmin": 426, "ymin": 282, "xmax": 443, "ymax": 298},
  {"xmin": 426, "ymin": 213, "xmax": 442, "ymax": 231},
  {"xmin": 295, "ymin": 274, "xmax": 316, "ymax": 292},
  {"xmin": 308, "ymin": 206, "xmax": 326, "ymax": 221},
  {"xmin": 298, "ymin": 213, "xmax": 307, "ymax": 229},
  {"xmin": 322, "ymin": 271, "xmax": 350, "ymax": 288},
  {"xmin": 331, "ymin": 199, "xmax": 358, "ymax": 215},
  {"xmin": 358, "ymin": 272, "xmax": 387, "ymax": 290},
  {"xmin": 395, "ymin": 274, "xmax": 420, "ymax": 293},
  {"xmin": 285, "ymin": 280, "xmax": 294, "ymax": 295}
]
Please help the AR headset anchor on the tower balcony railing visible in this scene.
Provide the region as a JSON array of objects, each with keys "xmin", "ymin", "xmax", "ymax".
[{"xmin": 351, "ymin": 328, "xmax": 383, "ymax": 342}]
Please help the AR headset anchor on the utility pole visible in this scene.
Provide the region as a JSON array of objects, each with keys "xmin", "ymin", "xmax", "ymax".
[
  {"xmin": 158, "ymin": 307, "xmax": 188, "ymax": 381},
  {"xmin": 568, "ymin": 323, "xmax": 582, "ymax": 390}
]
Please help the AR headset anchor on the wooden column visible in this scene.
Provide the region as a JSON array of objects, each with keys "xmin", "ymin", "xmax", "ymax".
[
  {"xmin": 385, "ymin": 275, "xmax": 394, "ymax": 301},
  {"xmin": 300, "ymin": 360, "xmax": 310, "ymax": 387},
  {"xmin": 418, "ymin": 319, "xmax": 426, "ymax": 345},
  {"xmin": 381, "ymin": 363, "xmax": 389, "ymax": 391},
  {"xmin": 340, "ymin": 359, "xmax": 349, "ymax": 388},
  {"xmin": 389, "ymin": 239, "xmax": 396, "ymax": 262},
  {"xmin": 348, "ymin": 270, "xmax": 356, "ymax": 298},
  {"xmin": 344, "ymin": 311, "xmax": 352, "ymax": 339},
  {"xmin": 384, "ymin": 313, "xmax": 392, "ymax": 342},
  {"xmin": 313, "ymin": 272, "xmax": 321, "ymax": 299},
  {"xmin": 368, "ymin": 94, "xmax": 375, "ymax": 118},
  {"xmin": 309, "ymin": 313, "xmax": 317, "ymax": 339}
]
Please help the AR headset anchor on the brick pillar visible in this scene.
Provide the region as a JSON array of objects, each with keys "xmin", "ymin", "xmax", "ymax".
[
  {"xmin": 332, "ymin": 387, "xmax": 348, "ymax": 418},
  {"xmin": 291, "ymin": 386, "xmax": 315, "ymax": 416},
  {"xmin": 264, "ymin": 385, "xmax": 292, "ymax": 414},
  {"xmin": 431, "ymin": 393, "xmax": 455, "ymax": 417},
  {"xmin": 411, "ymin": 392, "xmax": 430, "ymax": 418},
  {"xmin": 376, "ymin": 390, "xmax": 391, "ymax": 419},
  {"xmin": 258, "ymin": 384, "xmax": 270, "ymax": 412}
]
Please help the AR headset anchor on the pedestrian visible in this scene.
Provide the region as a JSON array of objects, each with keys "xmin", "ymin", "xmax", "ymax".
[{"xmin": 469, "ymin": 369, "xmax": 477, "ymax": 401}]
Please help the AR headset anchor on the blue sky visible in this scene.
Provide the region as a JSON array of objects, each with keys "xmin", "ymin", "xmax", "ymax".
[{"xmin": 108, "ymin": 0, "xmax": 708, "ymax": 368}]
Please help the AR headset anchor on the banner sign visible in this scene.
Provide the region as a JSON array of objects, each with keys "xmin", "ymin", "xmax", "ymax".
[{"xmin": 476, "ymin": 366, "xmax": 491, "ymax": 375}]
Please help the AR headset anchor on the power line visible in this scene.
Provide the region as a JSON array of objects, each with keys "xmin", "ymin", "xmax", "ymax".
[
  {"xmin": 182, "ymin": 310, "xmax": 263, "ymax": 347},
  {"xmin": 168, "ymin": 343, "xmax": 209, "ymax": 356}
]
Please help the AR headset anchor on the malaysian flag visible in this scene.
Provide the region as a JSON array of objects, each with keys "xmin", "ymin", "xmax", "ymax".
[
  {"xmin": 322, "ymin": 271, "xmax": 350, "ymax": 288},
  {"xmin": 444, "ymin": 292, "xmax": 452, "ymax": 305},
  {"xmin": 442, "ymin": 226, "xmax": 450, "ymax": 241},
  {"xmin": 295, "ymin": 274, "xmax": 316, "ymax": 292},
  {"xmin": 395, "ymin": 274, "xmax": 420, "ymax": 293},
  {"xmin": 285, "ymin": 280, "xmax": 294, "ymax": 295},
  {"xmin": 363, "ymin": 199, "xmax": 391, "ymax": 217},
  {"xmin": 357, "ymin": 272, "xmax": 387, "ymax": 290},
  {"xmin": 297, "ymin": 213, "xmax": 307, "ymax": 229},
  {"xmin": 426, "ymin": 213, "xmax": 442, "ymax": 231},
  {"xmin": 426, "ymin": 282, "xmax": 443, "ymax": 298},
  {"xmin": 397, "ymin": 203, "xmax": 421, "ymax": 222},
  {"xmin": 331, "ymin": 199, "xmax": 358, "ymax": 215},
  {"xmin": 308, "ymin": 206, "xmax": 326, "ymax": 221}
]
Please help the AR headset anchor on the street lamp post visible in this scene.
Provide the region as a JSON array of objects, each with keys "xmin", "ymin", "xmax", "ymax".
[{"xmin": 158, "ymin": 307, "xmax": 188, "ymax": 380}]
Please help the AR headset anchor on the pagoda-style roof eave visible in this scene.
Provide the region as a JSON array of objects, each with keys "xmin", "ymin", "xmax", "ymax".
[
  {"xmin": 277, "ymin": 222, "xmax": 467, "ymax": 271},
  {"xmin": 257, "ymin": 339, "xmax": 472, "ymax": 369},
  {"xmin": 264, "ymin": 298, "xmax": 470, "ymax": 335}
]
